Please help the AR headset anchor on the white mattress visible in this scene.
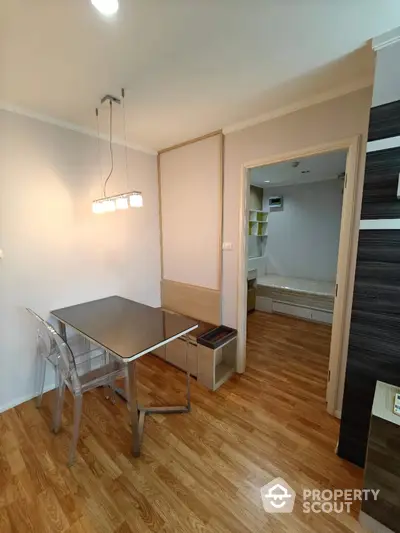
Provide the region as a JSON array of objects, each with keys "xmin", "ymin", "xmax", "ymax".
[{"xmin": 257, "ymin": 274, "xmax": 334, "ymax": 297}]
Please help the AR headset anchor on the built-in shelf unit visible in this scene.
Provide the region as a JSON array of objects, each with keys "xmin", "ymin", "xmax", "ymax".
[{"xmin": 249, "ymin": 209, "xmax": 268, "ymax": 236}]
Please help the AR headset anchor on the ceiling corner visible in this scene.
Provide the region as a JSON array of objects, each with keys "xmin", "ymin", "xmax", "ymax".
[{"xmin": 373, "ymin": 27, "xmax": 400, "ymax": 51}]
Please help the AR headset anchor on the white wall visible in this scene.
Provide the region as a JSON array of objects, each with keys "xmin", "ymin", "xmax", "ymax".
[
  {"xmin": 262, "ymin": 179, "xmax": 343, "ymax": 281},
  {"xmin": 0, "ymin": 110, "xmax": 160, "ymax": 412},
  {"xmin": 222, "ymin": 87, "xmax": 372, "ymax": 328}
]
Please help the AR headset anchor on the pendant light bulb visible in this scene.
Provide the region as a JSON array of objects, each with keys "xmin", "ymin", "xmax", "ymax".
[
  {"xmin": 103, "ymin": 199, "xmax": 116, "ymax": 212},
  {"xmin": 116, "ymin": 197, "xmax": 129, "ymax": 210},
  {"xmin": 130, "ymin": 193, "xmax": 143, "ymax": 208},
  {"xmin": 91, "ymin": 0, "xmax": 119, "ymax": 16},
  {"xmin": 92, "ymin": 200, "xmax": 105, "ymax": 214}
]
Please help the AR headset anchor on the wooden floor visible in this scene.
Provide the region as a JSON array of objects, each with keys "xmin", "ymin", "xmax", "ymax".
[{"xmin": 0, "ymin": 312, "xmax": 364, "ymax": 533}]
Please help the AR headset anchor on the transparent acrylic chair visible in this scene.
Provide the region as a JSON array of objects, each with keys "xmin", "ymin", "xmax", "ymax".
[
  {"xmin": 27, "ymin": 308, "xmax": 128, "ymax": 466},
  {"xmin": 27, "ymin": 308, "xmax": 99, "ymax": 411}
]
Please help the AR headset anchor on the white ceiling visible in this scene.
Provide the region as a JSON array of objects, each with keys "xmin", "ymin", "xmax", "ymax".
[
  {"xmin": 250, "ymin": 150, "xmax": 347, "ymax": 188},
  {"xmin": 2, "ymin": 0, "xmax": 400, "ymax": 151}
]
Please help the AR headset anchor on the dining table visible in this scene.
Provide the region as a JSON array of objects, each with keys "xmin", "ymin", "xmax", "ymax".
[{"xmin": 51, "ymin": 295, "xmax": 198, "ymax": 456}]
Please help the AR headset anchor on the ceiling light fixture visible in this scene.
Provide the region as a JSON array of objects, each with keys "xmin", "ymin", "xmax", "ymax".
[
  {"xmin": 91, "ymin": 0, "xmax": 119, "ymax": 16},
  {"xmin": 92, "ymin": 89, "xmax": 143, "ymax": 214},
  {"xmin": 264, "ymin": 180, "xmax": 270, "ymax": 183}
]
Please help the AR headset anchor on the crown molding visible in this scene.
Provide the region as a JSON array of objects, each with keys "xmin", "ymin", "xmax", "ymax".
[
  {"xmin": 0, "ymin": 101, "xmax": 157, "ymax": 155},
  {"xmin": 222, "ymin": 76, "xmax": 372, "ymax": 135},
  {"xmin": 373, "ymin": 27, "xmax": 400, "ymax": 51},
  {"xmin": 1, "ymin": 71, "xmax": 374, "ymax": 153}
]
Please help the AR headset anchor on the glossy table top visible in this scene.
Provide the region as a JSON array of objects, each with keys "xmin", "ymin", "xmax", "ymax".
[{"xmin": 51, "ymin": 296, "xmax": 198, "ymax": 362}]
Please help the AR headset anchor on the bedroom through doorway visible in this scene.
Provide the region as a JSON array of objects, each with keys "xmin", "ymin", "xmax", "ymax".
[{"xmin": 245, "ymin": 149, "xmax": 348, "ymax": 426}]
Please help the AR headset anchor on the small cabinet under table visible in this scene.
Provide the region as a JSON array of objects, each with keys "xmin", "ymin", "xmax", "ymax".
[{"xmin": 151, "ymin": 312, "xmax": 237, "ymax": 391}]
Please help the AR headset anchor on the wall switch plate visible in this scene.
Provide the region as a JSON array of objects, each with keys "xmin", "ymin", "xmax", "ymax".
[
  {"xmin": 394, "ymin": 393, "xmax": 400, "ymax": 416},
  {"xmin": 222, "ymin": 242, "xmax": 233, "ymax": 251}
]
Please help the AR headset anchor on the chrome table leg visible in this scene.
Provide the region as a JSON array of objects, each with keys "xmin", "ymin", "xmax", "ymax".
[
  {"xmin": 127, "ymin": 360, "xmax": 140, "ymax": 457},
  {"xmin": 118, "ymin": 338, "xmax": 192, "ymax": 457}
]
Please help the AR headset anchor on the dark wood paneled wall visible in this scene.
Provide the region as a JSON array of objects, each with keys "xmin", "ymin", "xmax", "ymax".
[
  {"xmin": 339, "ymin": 230, "xmax": 400, "ymax": 465},
  {"xmin": 361, "ymin": 147, "xmax": 400, "ymax": 219},
  {"xmin": 338, "ymin": 99, "xmax": 400, "ymax": 467},
  {"xmin": 368, "ymin": 100, "xmax": 400, "ymax": 141},
  {"xmin": 362, "ymin": 415, "xmax": 400, "ymax": 532}
]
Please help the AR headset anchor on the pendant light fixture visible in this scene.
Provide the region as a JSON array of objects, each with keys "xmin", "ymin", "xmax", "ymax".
[
  {"xmin": 91, "ymin": 0, "xmax": 119, "ymax": 16},
  {"xmin": 92, "ymin": 89, "xmax": 143, "ymax": 214}
]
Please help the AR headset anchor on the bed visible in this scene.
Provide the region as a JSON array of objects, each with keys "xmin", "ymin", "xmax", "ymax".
[{"xmin": 255, "ymin": 274, "xmax": 335, "ymax": 324}]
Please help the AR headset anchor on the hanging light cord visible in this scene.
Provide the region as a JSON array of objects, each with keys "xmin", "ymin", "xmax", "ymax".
[
  {"xmin": 122, "ymin": 88, "xmax": 130, "ymax": 190},
  {"xmin": 103, "ymin": 100, "xmax": 114, "ymax": 197},
  {"xmin": 95, "ymin": 107, "xmax": 102, "ymax": 183}
]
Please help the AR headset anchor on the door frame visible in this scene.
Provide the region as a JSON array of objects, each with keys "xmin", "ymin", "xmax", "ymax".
[{"xmin": 236, "ymin": 135, "xmax": 363, "ymax": 416}]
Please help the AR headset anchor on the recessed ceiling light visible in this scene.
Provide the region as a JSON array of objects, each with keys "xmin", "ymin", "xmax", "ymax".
[
  {"xmin": 91, "ymin": 0, "xmax": 119, "ymax": 16},
  {"xmin": 264, "ymin": 180, "xmax": 270, "ymax": 183}
]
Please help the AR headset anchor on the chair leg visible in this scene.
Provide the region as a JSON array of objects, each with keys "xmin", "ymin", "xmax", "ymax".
[
  {"xmin": 83, "ymin": 338, "xmax": 92, "ymax": 374},
  {"xmin": 124, "ymin": 367, "xmax": 131, "ymax": 412},
  {"xmin": 104, "ymin": 379, "xmax": 116, "ymax": 404},
  {"xmin": 53, "ymin": 378, "xmax": 65, "ymax": 434},
  {"xmin": 51, "ymin": 367, "xmax": 60, "ymax": 427},
  {"xmin": 68, "ymin": 394, "xmax": 83, "ymax": 467},
  {"xmin": 110, "ymin": 380, "xmax": 116, "ymax": 404},
  {"xmin": 36, "ymin": 356, "xmax": 46, "ymax": 408}
]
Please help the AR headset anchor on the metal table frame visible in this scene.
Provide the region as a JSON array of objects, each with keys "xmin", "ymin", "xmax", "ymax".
[
  {"xmin": 125, "ymin": 336, "xmax": 191, "ymax": 456},
  {"xmin": 56, "ymin": 319, "xmax": 195, "ymax": 457}
]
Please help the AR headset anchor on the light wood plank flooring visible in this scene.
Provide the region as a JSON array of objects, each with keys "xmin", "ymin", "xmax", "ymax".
[{"xmin": 0, "ymin": 312, "xmax": 364, "ymax": 532}]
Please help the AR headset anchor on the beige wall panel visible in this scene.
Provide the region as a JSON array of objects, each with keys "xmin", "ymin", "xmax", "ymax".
[
  {"xmin": 159, "ymin": 134, "xmax": 222, "ymax": 290},
  {"xmin": 161, "ymin": 279, "xmax": 221, "ymax": 325}
]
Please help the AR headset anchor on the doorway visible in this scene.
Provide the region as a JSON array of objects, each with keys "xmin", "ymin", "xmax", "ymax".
[{"xmin": 237, "ymin": 137, "xmax": 362, "ymax": 417}]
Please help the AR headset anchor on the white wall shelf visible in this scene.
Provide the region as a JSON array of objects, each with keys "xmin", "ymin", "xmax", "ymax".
[
  {"xmin": 248, "ymin": 220, "xmax": 268, "ymax": 237},
  {"xmin": 249, "ymin": 209, "xmax": 268, "ymax": 224}
]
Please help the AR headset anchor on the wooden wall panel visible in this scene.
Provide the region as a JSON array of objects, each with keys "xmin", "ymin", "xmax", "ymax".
[
  {"xmin": 338, "ymin": 230, "xmax": 400, "ymax": 466},
  {"xmin": 368, "ymin": 100, "xmax": 400, "ymax": 141},
  {"xmin": 161, "ymin": 279, "xmax": 221, "ymax": 325},
  {"xmin": 362, "ymin": 415, "xmax": 400, "ymax": 532},
  {"xmin": 361, "ymin": 146, "xmax": 400, "ymax": 219}
]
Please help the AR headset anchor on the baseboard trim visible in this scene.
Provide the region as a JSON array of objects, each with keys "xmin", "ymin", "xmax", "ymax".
[{"xmin": 0, "ymin": 383, "xmax": 55, "ymax": 414}]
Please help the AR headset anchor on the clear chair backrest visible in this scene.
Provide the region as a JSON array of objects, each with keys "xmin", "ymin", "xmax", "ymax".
[
  {"xmin": 26, "ymin": 307, "xmax": 55, "ymax": 359},
  {"xmin": 26, "ymin": 308, "xmax": 81, "ymax": 394}
]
